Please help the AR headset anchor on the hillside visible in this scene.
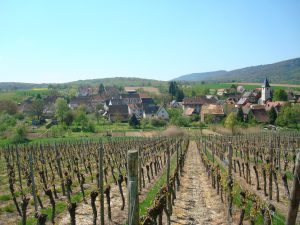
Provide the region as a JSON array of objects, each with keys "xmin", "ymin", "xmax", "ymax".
[
  {"xmin": 174, "ymin": 58, "xmax": 300, "ymax": 84},
  {"xmin": 0, "ymin": 77, "xmax": 167, "ymax": 91}
]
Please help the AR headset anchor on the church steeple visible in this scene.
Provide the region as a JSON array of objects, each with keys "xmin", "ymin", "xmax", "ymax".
[
  {"xmin": 260, "ymin": 77, "xmax": 271, "ymax": 104},
  {"xmin": 262, "ymin": 77, "xmax": 271, "ymax": 88}
]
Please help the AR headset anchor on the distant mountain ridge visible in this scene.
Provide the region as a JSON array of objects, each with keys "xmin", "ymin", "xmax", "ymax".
[
  {"xmin": 0, "ymin": 77, "xmax": 166, "ymax": 91},
  {"xmin": 173, "ymin": 58, "xmax": 300, "ymax": 84}
]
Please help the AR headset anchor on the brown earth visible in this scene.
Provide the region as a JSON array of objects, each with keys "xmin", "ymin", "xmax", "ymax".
[{"xmin": 168, "ymin": 141, "xmax": 239, "ymax": 225}]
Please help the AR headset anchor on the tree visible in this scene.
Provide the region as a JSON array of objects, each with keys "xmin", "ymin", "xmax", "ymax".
[
  {"xmin": 98, "ymin": 83, "xmax": 105, "ymax": 95},
  {"xmin": 225, "ymin": 112, "xmax": 238, "ymax": 134},
  {"xmin": 175, "ymin": 89, "xmax": 185, "ymax": 102},
  {"xmin": 268, "ymin": 107, "xmax": 277, "ymax": 125},
  {"xmin": 129, "ymin": 114, "xmax": 140, "ymax": 127},
  {"xmin": 30, "ymin": 99, "xmax": 44, "ymax": 120},
  {"xmin": 64, "ymin": 111, "xmax": 74, "ymax": 126},
  {"xmin": 168, "ymin": 81, "xmax": 179, "ymax": 97},
  {"xmin": 275, "ymin": 104, "xmax": 300, "ymax": 129},
  {"xmin": 95, "ymin": 103, "xmax": 104, "ymax": 124},
  {"xmin": 11, "ymin": 125, "xmax": 28, "ymax": 144},
  {"xmin": 0, "ymin": 100, "xmax": 18, "ymax": 115},
  {"xmin": 236, "ymin": 107, "xmax": 244, "ymax": 123},
  {"xmin": 75, "ymin": 109, "xmax": 88, "ymax": 130},
  {"xmin": 55, "ymin": 98, "xmax": 70, "ymax": 124},
  {"xmin": 273, "ymin": 89, "xmax": 288, "ymax": 101}
]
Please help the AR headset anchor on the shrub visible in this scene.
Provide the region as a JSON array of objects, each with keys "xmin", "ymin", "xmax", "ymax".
[
  {"xmin": 11, "ymin": 125, "xmax": 28, "ymax": 144},
  {"xmin": 151, "ymin": 118, "xmax": 167, "ymax": 127},
  {"xmin": 49, "ymin": 125, "xmax": 66, "ymax": 138},
  {"xmin": 175, "ymin": 116, "xmax": 190, "ymax": 127}
]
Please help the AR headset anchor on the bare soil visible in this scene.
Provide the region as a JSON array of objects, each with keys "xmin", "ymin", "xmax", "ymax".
[{"xmin": 168, "ymin": 141, "xmax": 239, "ymax": 225}]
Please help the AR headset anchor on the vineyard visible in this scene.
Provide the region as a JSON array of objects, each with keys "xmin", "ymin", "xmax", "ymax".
[{"xmin": 0, "ymin": 133, "xmax": 299, "ymax": 225}]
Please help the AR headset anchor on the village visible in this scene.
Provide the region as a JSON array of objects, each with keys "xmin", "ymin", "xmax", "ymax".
[{"xmin": 9, "ymin": 77, "xmax": 299, "ymax": 137}]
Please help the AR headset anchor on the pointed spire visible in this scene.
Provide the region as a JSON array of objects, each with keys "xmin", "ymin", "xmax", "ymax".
[{"xmin": 262, "ymin": 77, "xmax": 270, "ymax": 87}]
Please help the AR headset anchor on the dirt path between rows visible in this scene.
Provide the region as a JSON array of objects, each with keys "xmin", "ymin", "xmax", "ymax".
[{"xmin": 169, "ymin": 141, "xmax": 238, "ymax": 225}]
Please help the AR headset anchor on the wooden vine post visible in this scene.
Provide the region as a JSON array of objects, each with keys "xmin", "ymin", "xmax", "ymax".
[
  {"xmin": 286, "ymin": 151, "xmax": 300, "ymax": 225},
  {"xmin": 98, "ymin": 146, "xmax": 105, "ymax": 225},
  {"xmin": 29, "ymin": 150, "xmax": 38, "ymax": 212},
  {"xmin": 166, "ymin": 146, "xmax": 171, "ymax": 225},
  {"xmin": 227, "ymin": 144, "xmax": 233, "ymax": 223},
  {"xmin": 127, "ymin": 150, "xmax": 139, "ymax": 225}
]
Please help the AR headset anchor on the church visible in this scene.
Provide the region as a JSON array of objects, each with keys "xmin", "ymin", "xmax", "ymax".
[{"xmin": 259, "ymin": 77, "xmax": 272, "ymax": 104}]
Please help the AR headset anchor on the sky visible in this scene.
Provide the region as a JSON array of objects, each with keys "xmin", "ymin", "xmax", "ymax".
[{"xmin": 0, "ymin": 1, "xmax": 299, "ymax": 83}]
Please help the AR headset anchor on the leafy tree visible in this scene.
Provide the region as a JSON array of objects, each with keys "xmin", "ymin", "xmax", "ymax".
[
  {"xmin": 75, "ymin": 110, "xmax": 88, "ymax": 130},
  {"xmin": 246, "ymin": 111, "xmax": 257, "ymax": 125},
  {"xmin": 11, "ymin": 125, "xmax": 28, "ymax": 144},
  {"xmin": 0, "ymin": 114, "xmax": 17, "ymax": 133},
  {"xmin": 141, "ymin": 118, "xmax": 152, "ymax": 129},
  {"xmin": 36, "ymin": 93, "xmax": 42, "ymax": 99},
  {"xmin": 236, "ymin": 107, "xmax": 244, "ymax": 122},
  {"xmin": 151, "ymin": 118, "xmax": 167, "ymax": 127},
  {"xmin": 175, "ymin": 89, "xmax": 185, "ymax": 102},
  {"xmin": 273, "ymin": 89, "xmax": 288, "ymax": 101},
  {"xmin": 175, "ymin": 116, "xmax": 190, "ymax": 127},
  {"xmin": 168, "ymin": 81, "xmax": 178, "ymax": 97},
  {"xmin": 55, "ymin": 98, "xmax": 70, "ymax": 124},
  {"xmin": 204, "ymin": 114, "xmax": 215, "ymax": 124},
  {"xmin": 129, "ymin": 114, "xmax": 140, "ymax": 127},
  {"xmin": 167, "ymin": 108, "xmax": 182, "ymax": 124},
  {"xmin": 191, "ymin": 90, "xmax": 196, "ymax": 96},
  {"xmin": 0, "ymin": 100, "xmax": 18, "ymax": 115},
  {"xmin": 64, "ymin": 111, "xmax": 74, "ymax": 126},
  {"xmin": 268, "ymin": 107, "xmax": 277, "ymax": 125},
  {"xmin": 224, "ymin": 112, "xmax": 238, "ymax": 134},
  {"xmin": 190, "ymin": 114, "xmax": 200, "ymax": 122},
  {"xmin": 30, "ymin": 99, "xmax": 44, "ymax": 120},
  {"xmin": 98, "ymin": 83, "xmax": 105, "ymax": 95},
  {"xmin": 275, "ymin": 104, "xmax": 300, "ymax": 129}
]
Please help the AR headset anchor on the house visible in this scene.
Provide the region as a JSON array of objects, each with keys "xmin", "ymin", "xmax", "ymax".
[
  {"xmin": 236, "ymin": 98, "xmax": 249, "ymax": 107},
  {"xmin": 251, "ymin": 108, "xmax": 269, "ymax": 123},
  {"xmin": 183, "ymin": 107, "xmax": 197, "ymax": 116},
  {"xmin": 77, "ymin": 86, "xmax": 94, "ymax": 97},
  {"xmin": 288, "ymin": 91, "xmax": 300, "ymax": 104},
  {"xmin": 237, "ymin": 86, "xmax": 246, "ymax": 94},
  {"xmin": 128, "ymin": 104, "xmax": 143, "ymax": 119},
  {"xmin": 217, "ymin": 89, "xmax": 226, "ymax": 96},
  {"xmin": 182, "ymin": 96, "xmax": 217, "ymax": 113},
  {"xmin": 265, "ymin": 101, "xmax": 286, "ymax": 114},
  {"xmin": 107, "ymin": 105, "xmax": 129, "ymax": 122},
  {"xmin": 124, "ymin": 87, "xmax": 137, "ymax": 93},
  {"xmin": 216, "ymin": 88, "xmax": 235, "ymax": 96},
  {"xmin": 143, "ymin": 105, "xmax": 159, "ymax": 118},
  {"xmin": 242, "ymin": 91, "xmax": 258, "ymax": 103},
  {"xmin": 142, "ymin": 105, "xmax": 169, "ymax": 120},
  {"xmin": 69, "ymin": 96, "xmax": 93, "ymax": 111},
  {"xmin": 170, "ymin": 100, "xmax": 182, "ymax": 108},
  {"xmin": 200, "ymin": 104, "xmax": 225, "ymax": 123},
  {"xmin": 157, "ymin": 106, "xmax": 169, "ymax": 120}
]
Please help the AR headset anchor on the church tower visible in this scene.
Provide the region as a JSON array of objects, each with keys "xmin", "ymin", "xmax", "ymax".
[{"xmin": 261, "ymin": 77, "xmax": 271, "ymax": 103}]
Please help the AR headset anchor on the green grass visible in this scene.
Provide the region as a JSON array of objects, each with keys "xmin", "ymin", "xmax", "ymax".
[
  {"xmin": 0, "ymin": 194, "xmax": 11, "ymax": 201},
  {"xmin": 0, "ymin": 204, "xmax": 16, "ymax": 213},
  {"xmin": 139, "ymin": 152, "xmax": 178, "ymax": 216}
]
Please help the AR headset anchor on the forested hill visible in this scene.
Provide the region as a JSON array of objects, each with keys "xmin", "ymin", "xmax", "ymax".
[
  {"xmin": 173, "ymin": 58, "xmax": 300, "ymax": 84},
  {"xmin": 0, "ymin": 77, "xmax": 167, "ymax": 91}
]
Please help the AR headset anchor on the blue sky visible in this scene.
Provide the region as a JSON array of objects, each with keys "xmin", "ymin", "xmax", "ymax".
[{"xmin": 0, "ymin": 1, "xmax": 299, "ymax": 83}]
